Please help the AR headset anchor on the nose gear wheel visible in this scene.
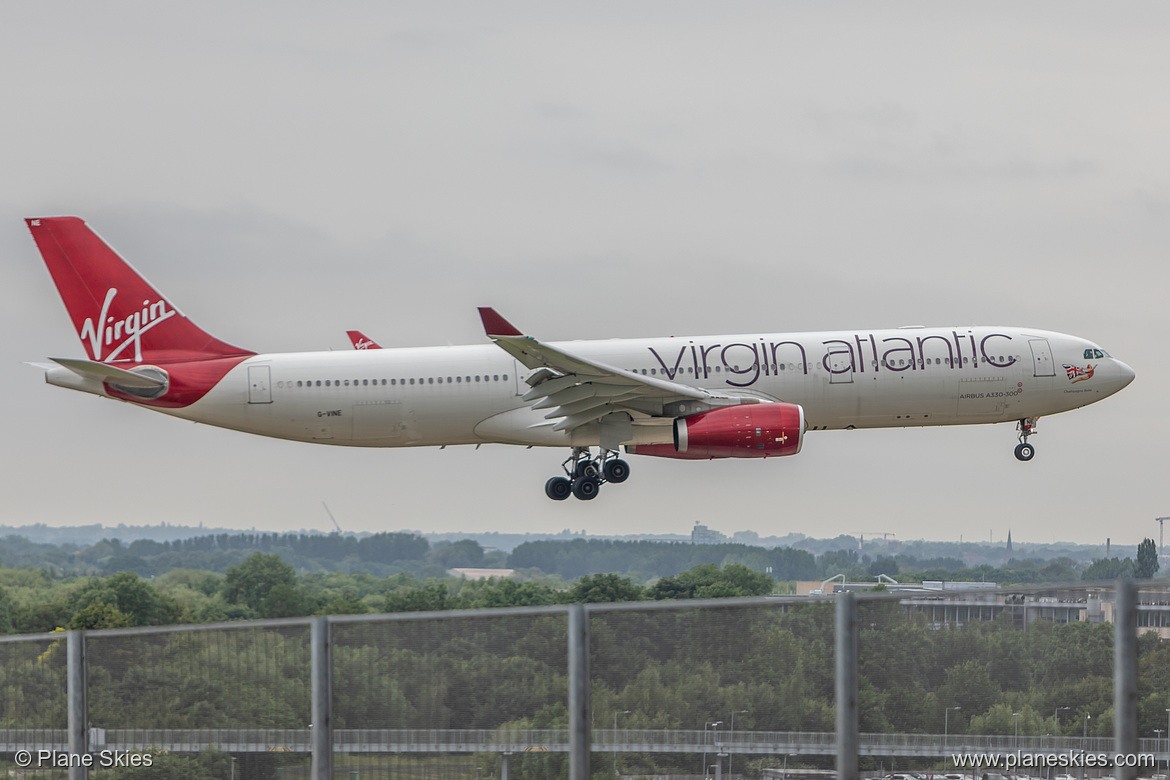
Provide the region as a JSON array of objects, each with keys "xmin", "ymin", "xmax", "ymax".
[{"xmin": 1014, "ymin": 417, "xmax": 1038, "ymax": 461}]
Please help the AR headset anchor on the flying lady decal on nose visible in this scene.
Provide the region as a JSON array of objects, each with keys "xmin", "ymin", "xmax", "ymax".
[{"xmin": 1063, "ymin": 364, "xmax": 1096, "ymax": 383}]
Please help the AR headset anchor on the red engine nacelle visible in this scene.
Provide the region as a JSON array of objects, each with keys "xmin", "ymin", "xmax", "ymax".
[{"xmin": 628, "ymin": 402, "xmax": 805, "ymax": 460}]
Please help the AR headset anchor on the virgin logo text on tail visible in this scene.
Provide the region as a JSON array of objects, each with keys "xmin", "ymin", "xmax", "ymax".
[{"xmin": 80, "ymin": 288, "xmax": 175, "ymax": 363}]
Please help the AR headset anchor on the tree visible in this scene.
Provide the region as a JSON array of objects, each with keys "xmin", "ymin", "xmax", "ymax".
[
  {"xmin": 1136, "ymin": 538, "xmax": 1159, "ymax": 579},
  {"xmin": 0, "ymin": 587, "xmax": 15, "ymax": 634},
  {"xmin": 868, "ymin": 557, "xmax": 899, "ymax": 578},
  {"xmin": 429, "ymin": 539, "xmax": 485, "ymax": 568},
  {"xmin": 222, "ymin": 553, "xmax": 298, "ymax": 612},
  {"xmin": 69, "ymin": 601, "xmax": 133, "ymax": 629},
  {"xmin": 647, "ymin": 564, "xmax": 773, "ymax": 600},
  {"xmin": 1083, "ymin": 557, "xmax": 1135, "ymax": 580},
  {"xmin": 259, "ymin": 583, "xmax": 313, "ymax": 618},
  {"xmin": 383, "ymin": 581, "xmax": 454, "ymax": 612},
  {"xmin": 68, "ymin": 571, "xmax": 181, "ymax": 626},
  {"xmin": 564, "ymin": 573, "xmax": 643, "ymax": 603}
]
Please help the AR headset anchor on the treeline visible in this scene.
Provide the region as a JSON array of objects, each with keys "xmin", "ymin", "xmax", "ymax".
[
  {"xmin": 0, "ymin": 531, "xmax": 475, "ymax": 580},
  {"xmin": 508, "ymin": 538, "xmax": 822, "ymax": 581},
  {"xmin": 0, "ymin": 532, "xmax": 1160, "ymax": 588},
  {"xmin": 0, "ymin": 555, "xmax": 777, "ymax": 634}
]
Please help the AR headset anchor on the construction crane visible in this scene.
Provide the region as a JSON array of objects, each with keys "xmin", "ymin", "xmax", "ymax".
[
  {"xmin": 850, "ymin": 531, "xmax": 896, "ymax": 549},
  {"xmin": 322, "ymin": 501, "xmax": 344, "ymax": 534},
  {"xmin": 1157, "ymin": 517, "xmax": 1170, "ymax": 552}
]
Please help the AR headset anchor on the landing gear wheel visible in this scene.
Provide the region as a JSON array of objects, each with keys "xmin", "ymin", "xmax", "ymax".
[
  {"xmin": 571, "ymin": 477, "xmax": 601, "ymax": 501},
  {"xmin": 573, "ymin": 461, "xmax": 599, "ymax": 479},
  {"xmin": 602, "ymin": 458, "xmax": 630, "ymax": 483},
  {"xmin": 1014, "ymin": 443, "xmax": 1035, "ymax": 462},
  {"xmin": 545, "ymin": 477, "xmax": 572, "ymax": 501}
]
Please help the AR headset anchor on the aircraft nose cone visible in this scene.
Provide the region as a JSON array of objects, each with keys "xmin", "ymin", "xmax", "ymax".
[{"xmin": 1115, "ymin": 360, "xmax": 1135, "ymax": 388}]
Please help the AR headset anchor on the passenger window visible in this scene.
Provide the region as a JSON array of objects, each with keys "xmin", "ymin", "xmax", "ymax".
[
  {"xmin": 447, "ymin": 377, "xmax": 453, "ymax": 383},
  {"xmin": 410, "ymin": 378, "xmax": 415, "ymax": 385},
  {"xmin": 475, "ymin": 376, "xmax": 480, "ymax": 382},
  {"xmin": 503, "ymin": 374, "xmax": 507, "ymax": 380},
  {"xmin": 296, "ymin": 381, "xmax": 303, "ymax": 387},
  {"xmin": 428, "ymin": 378, "xmax": 434, "ymax": 384},
  {"xmin": 494, "ymin": 375, "xmax": 500, "ymax": 381},
  {"xmin": 325, "ymin": 380, "xmax": 331, "ymax": 387},
  {"xmin": 456, "ymin": 376, "xmax": 462, "ymax": 383},
  {"xmin": 316, "ymin": 380, "xmax": 321, "ymax": 387}
]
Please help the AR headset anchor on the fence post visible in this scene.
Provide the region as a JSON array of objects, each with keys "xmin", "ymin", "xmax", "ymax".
[
  {"xmin": 1115, "ymin": 580, "xmax": 1137, "ymax": 780},
  {"xmin": 67, "ymin": 629, "xmax": 87, "ymax": 780},
  {"xmin": 568, "ymin": 604, "xmax": 591, "ymax": 780},
  {"xmin": 311, "ymin": 616, "xmax": 333, "ymax": 780},
  {"xmin": 836, "ymin": 593, "xmax": 859, "ymax": 780}
]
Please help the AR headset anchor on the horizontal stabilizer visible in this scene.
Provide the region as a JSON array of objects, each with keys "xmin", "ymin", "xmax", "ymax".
[{"xmin": 50, "ymin": 358, "xmax": 167, "ymax": 388}]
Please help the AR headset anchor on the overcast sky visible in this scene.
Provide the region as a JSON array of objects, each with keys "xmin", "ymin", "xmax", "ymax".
[{"xmin": 2, "ymin": 3, "xmax": 1167, "ymax": 547}]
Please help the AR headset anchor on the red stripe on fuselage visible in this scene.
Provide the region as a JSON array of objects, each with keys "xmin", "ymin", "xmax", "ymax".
[{"xmin": 103, "ymin": 356, "xmax": 250, "ymax": 408}]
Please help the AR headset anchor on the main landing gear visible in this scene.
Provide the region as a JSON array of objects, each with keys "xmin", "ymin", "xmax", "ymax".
[
  {"xmin": 1014, "ymin": 417, "xmax": 1038, "ymax": 461},
  {"xmin": 544, "ymin": 448, "xmax": 630, "ymax": 501}
]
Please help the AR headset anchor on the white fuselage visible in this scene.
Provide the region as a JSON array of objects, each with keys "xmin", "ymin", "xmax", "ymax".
[{"xmin": 114, "ymin": 325, "xmax": 1132, "ymax": 449}]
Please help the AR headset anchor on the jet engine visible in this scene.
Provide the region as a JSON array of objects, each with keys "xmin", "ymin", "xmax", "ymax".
[{"xmin": 628, "ymin": 402, "xmax": 805, "ymax": 459}]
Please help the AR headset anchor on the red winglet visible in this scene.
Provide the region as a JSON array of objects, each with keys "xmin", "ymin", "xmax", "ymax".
[
  {"xmin": 346, "ymin": 330, "xmax": 382, "ymax": 350},
  {"xmin": 478, "ymin": 307, "xmax": 524, "ymax": 338}
]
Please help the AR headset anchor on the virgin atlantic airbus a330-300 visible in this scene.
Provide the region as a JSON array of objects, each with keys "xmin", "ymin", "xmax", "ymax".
[{"xmin": 26, "ymin": 217, "xmax": 1135, "ymax": 501}]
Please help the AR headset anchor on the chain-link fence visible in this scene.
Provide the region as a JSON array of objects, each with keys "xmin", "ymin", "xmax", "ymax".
[
  {"xmin": 0, "ymin": 583, "xmax": 1166, "ymax": 780},
  {"xmin": 0, "ymin": 631, "xmax": 68, "ymax": 779}
]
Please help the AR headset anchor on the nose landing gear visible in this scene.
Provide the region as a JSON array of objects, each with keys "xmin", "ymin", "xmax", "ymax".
[
  {"xmin": 1014, "ymin": 417, "xmax": 1038, "ymax": 461},
  {"xmin": 544, "ymin": 447, "xmax": 631, "ymax": 501}
]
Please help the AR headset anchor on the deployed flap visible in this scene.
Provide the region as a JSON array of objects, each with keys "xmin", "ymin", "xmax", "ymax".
[
  {"xmin": 477, "ymin": 307, "xmax": 751, "ymax": 436},
  {"xmin": 50, "ymin": 357, "xmax": 167, "ymax": 388}
]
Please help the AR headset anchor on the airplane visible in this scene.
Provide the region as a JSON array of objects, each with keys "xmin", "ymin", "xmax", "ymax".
[{"xmin": 26, "ymin": 216, "xmax": 1135, "ymax": 501}]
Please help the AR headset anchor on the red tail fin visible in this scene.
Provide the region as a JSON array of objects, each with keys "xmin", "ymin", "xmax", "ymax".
[{"xmin": 27, "ymin": 217, "xmax": 253, "ymax": 363}]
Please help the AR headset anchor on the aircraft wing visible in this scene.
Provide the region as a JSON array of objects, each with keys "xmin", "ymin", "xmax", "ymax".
[{"xmin": 478, "ymin": 308, "xmax": 753, "ymax": 437}]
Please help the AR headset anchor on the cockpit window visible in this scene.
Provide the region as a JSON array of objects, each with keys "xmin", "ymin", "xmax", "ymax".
[{"xmin": 1084, "ymin": 348, "xmax": 1109, "ymax": 359}]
